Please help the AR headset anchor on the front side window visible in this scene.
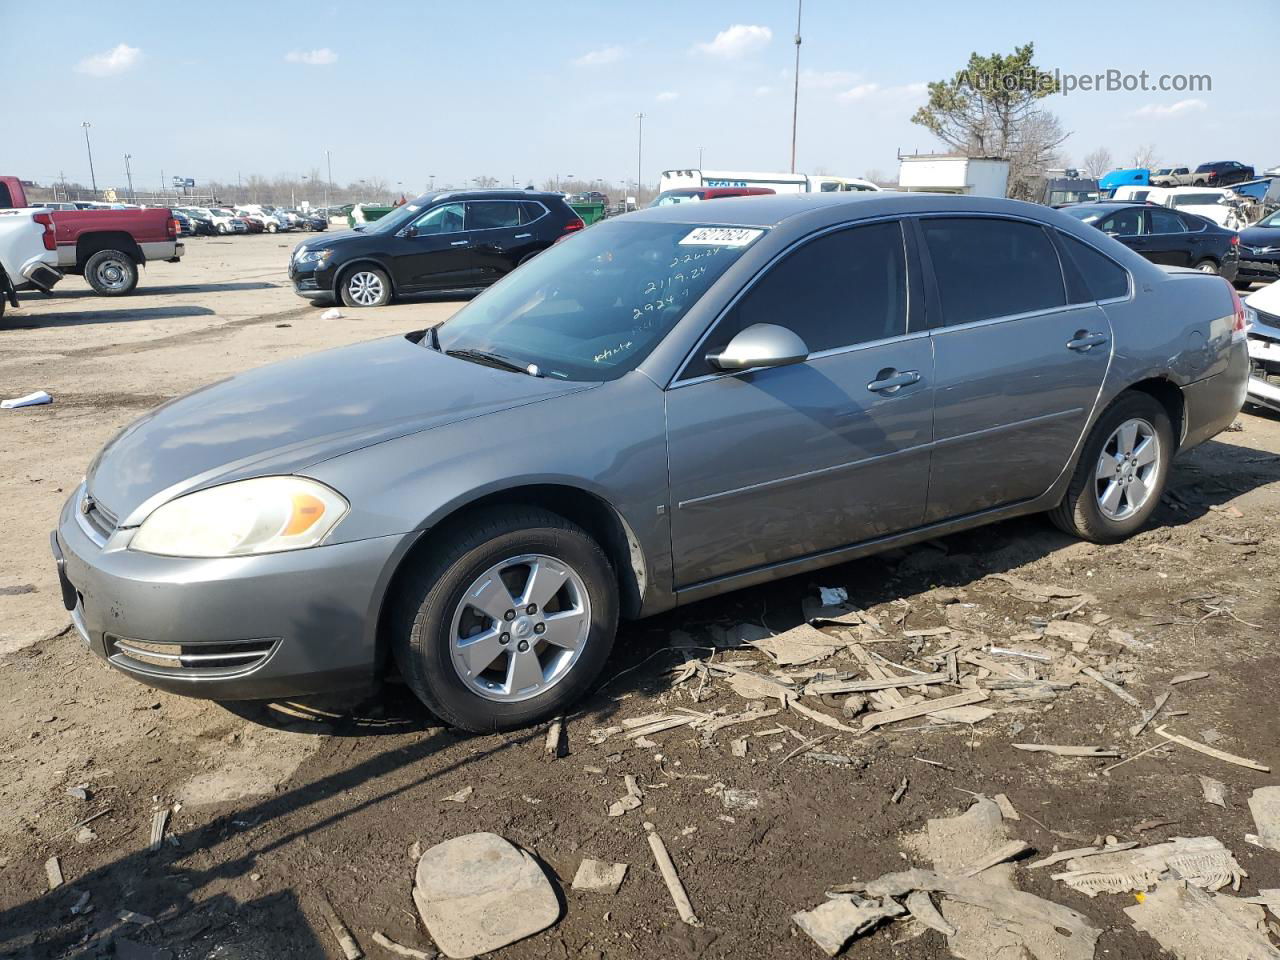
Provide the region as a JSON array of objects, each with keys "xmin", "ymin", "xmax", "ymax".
[
  {"xmin": 467, "ymin": 201, "xmax": 522, "ymax": 230},
  {"xmin": 411, "ymin": 202, "xmax": 465, "ymax": 235},
  {"xmin": 684, "ymin": 220, "xmax": 907, "ymax": 379},
  {"xmin": 435, "ymin": 220, "xmax": 762, "ymax": 381},
  {"xmin": 921, "ymin": 218, "xmax": 1065, "ymax": 326}
]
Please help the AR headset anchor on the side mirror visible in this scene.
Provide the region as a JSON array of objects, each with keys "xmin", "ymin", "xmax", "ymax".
[
  {"xmin": 707, "ymin": 323, "xmax": 809, "ymax": 371},
  {"xmin": 403, "ymin": 225, "xmax": 418, "ymax": 239}
]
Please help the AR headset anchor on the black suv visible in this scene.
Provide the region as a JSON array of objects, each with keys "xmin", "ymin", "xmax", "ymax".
[
  {"xmin": 289, "ymin": 190, "xmax": 584, "ymax": 307},
  {"xmin": 1192, "ymin": 161, "xmax": 1255, "ymax": 187}
]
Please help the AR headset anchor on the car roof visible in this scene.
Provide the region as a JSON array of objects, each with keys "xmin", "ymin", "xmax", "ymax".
[{"xmin": 421, "ymin": 189, "xmax": 564, "ymax": 204}]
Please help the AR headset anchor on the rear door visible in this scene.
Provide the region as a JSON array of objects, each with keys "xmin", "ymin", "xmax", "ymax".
[
  {"xmin": 467, "ymin": 200, "xmax": 543, "ymax": 281},
  {"xmin": 666, "ymin": 219, "xmax": 934, "ymax": 587},
  {"xmin": 386, "ymin": 201, "xmax": 476, "ymax": 290},
  {"xmin": 917, "ymin": 216, "xmax": 1113, "ymax": 522},
  {"xmin": 1146, "ymin": 207, "xmax": 1192, "ymax": 266}
]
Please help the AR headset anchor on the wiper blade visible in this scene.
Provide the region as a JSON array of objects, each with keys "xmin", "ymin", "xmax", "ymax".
[{"xmin": 445, "ymin": 347, "xmax": 540, "ymax": 376}]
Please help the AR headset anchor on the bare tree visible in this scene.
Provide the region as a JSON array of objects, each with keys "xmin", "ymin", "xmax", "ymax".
[
  {"xmin": 862, "ymin": 168, "xmax": 887, "ymax": 185},
  {"xmin": 1131, "ymin": 143, "xmax": 1159, "ymax": 170},
  {"xmin": 1082, "ymin": 147, "xmax": 1114, "ymax": 178}
]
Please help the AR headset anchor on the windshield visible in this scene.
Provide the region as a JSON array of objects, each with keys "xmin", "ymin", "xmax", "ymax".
[
  {"xmin": 1258, "ymin": 209, "xmax": 1280, "ymax": 228},
  {"xmin": 434, "ymin": 220, "xmax": 764, "ymax": 381},
  {"xmin": 1172, "ymin": 193, "xmax": 1225, "ymax": 207}
]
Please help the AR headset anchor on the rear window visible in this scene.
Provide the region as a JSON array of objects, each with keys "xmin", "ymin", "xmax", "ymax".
[
  {"xmin": 921, "ymin": 218, "xmax": 1066, "ymax": 326},
  {"xmin": 1057, "ymin": 233, "xmax": 1130, "ymax": 301}
]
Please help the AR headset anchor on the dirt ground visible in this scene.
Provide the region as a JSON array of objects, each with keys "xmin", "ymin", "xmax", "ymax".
[{"xmin": 2, "ymin": 235, "xmax": 1279, "ymax": 960}]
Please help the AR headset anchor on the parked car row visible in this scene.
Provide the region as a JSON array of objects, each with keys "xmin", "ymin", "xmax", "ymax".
[{"xmin": 174, "ymin": 205, "xmax": 329, "ymax": 237}]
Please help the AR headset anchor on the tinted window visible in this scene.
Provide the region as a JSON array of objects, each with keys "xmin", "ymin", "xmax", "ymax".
[
  {"xmin": 411, "ymin": 202, "xmax": 464, "ymax": 235},
  {"xmin": 685, "ymin": 221, "xmax": 907, "ymax": 378},
  {"xmin": 1096, "ymin": 208, "xmax": 1143, "ymax": 236},
  {"xmin": 1057, "ymin": 233, "xmax": 1130, "ymax": 301},
  {"xmin": 1149, "ymin": 208, "xmax": 1185, "ymax": 234},
  {"xmin": 1170, "ymin": 193, "xmax": 1223, "ymax": 207},
  {"xmin": 467, "ymin": 201, "xmax": 522, "ymax": 230},
  {"xmin": 520, "ymin": 201, "xmax": 546, "ymax": 223},
  {"xmin": 922, "ymin": 218, "xmax": 1065, "ymax": 326}
]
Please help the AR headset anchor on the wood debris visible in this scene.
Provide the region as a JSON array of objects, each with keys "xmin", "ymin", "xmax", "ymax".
[
  {"xmin": 543, "ymin": 717, "xmax": 564, "ymax": 758},
  {"xmin": 1029, "ymin": 842, "xmax": 1139, "ymax": 870},
  {"xmin": 1199, "ymin": 775, "xmax": 1228, "ymax": 808},
  {"xmin": 805, "ymin": 671, "xmax": 950, "ymax": 697},
  {"xmin": 748, "ymin": 623, "xmax": 840, "ymax": 666},
  {"xmin": 988, "ymin": 573, "xmax": 1094, "ymax": 604},
  {"xmin": 1154, "ymin": 725, "xmax": 1270, "ymax": 772},
  {"xmin": 904, "ymin": 889, "xmax": 955, "ymax": 937},
  {"xmin": 1170, "ymin": 671, "xmax": 1210, "ymax": 685},
  {"xmin": 607, "ymin": 775, "xmax": 643, "ymax": 817},
  {"xmin": 861, "ymin": 690, "xmax": 990, "ymax": 731},
  {"xmin": 890, "ymin": 778, "xmax": 908, "ymax": 804},
  {"xmin": 1246, "ymin": 787, "xmax": 1280, "ymax": 853},
  {"xmin": 643, "ymin": 821, "xmax": 699, "ymax": 926},
  {"xmin": 1129, "ymin": 692, "xmax": 1171, "ymax": 737},
  {"xmin": 959, "ymin": 839, "xmax": 1033, "ymax": 876},
  {"xmin": 793, "ymin": 895, "xmax": 904, "ymax": 955},
  {"xmin": 45, "ymin": 856, "xmax": 64, "ymax": 890},
  {"xmin": 1013, "ymin": 743, "xmax": 1120, "ymax": 758},
  {"xmin": 148, "ymin": 808, "xmax": 170, "ymax": 853},
  {"xmin": 1051, "ymin": 836, "xmax": 1244, "ymax": 896},
  {"xmin": 317, "ymin": 892, "xmax": 363, "ymax": 960},
  {"xmin": 622, "ymin": 714, "xmax": 700, "ymax": 739},
  {"xmin": 440, "ymin": 786, "xmax": 473, "ymax": 804},
  {"xmin": 571, "ymin": 858, "xmax": 628, "ymax": 894},
  {"xmin": 370, "ymin": 932, "xmax": 434, "ymax": 959},
  {"xmin": 1080, "ymin": 666, "xmax": 1141, "ymax": 707},
  {"xmin": 1124, "ymin": 879, "xmax": 1280, "ymax": 960},
  {"xmin": 788, "ymin": 697, "xmax": 862, "ymax": 734},
  {"xmin": 992, "ymin": 793, "xmax": 1020, "ymax": 821}
]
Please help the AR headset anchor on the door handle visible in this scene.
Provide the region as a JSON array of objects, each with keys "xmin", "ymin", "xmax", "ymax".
[
  {"xmin": 450, "ymin": 240, "xmax": 469, "ymax": 246},
  {"xmin": 1066, "ymin": 331, "xmax": 1108, "ymax": 352},
  {"xmin": 514, "ymin": 233, "xmax": 532, "ymax": 239},
  {"xmin": 867, "ymin": 369, "xmax": 921, "ymax": 394}
]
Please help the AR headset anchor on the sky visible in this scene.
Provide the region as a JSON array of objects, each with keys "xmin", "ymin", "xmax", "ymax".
[{"xmin": 3, "ymin": 0, "xmax": 1276, "ymax": 198}]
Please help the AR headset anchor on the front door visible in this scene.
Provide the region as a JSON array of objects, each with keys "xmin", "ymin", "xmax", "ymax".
[
  {"xmin": 387, "ymin": 202, "xmax": 477, "ymax": 290},
  {"xmin": 916, "ymin": 216, "xmax": 1112, "ymax": 522},
  {"xmin": 666, "ymin": 220, "xmax": 934, "ymax": 588}
]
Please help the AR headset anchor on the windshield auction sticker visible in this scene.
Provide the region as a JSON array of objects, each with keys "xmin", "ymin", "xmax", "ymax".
[{"xmin": 678, "ymin": 227, "xmax": 764, "ymax": 247}]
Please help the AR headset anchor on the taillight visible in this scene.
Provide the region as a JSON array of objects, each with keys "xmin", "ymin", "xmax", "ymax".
[
  {"xmin": 168, "ymin": 218, "xmax": 179, "ymax": 239},
  {"xmin": 562, "ymin": 217, "xmax": 585, "ymax": 235},
  {"xmin": 1227, "ymin": 281, "xmax": 1247, "ymax": 342},
  {"xmin": 1230, "ymin": 234, "xmax": 1240, "ymax": 246},
  {"xmin": 32, "ymin": 213, "xmax": 56, "ymax": 251}
]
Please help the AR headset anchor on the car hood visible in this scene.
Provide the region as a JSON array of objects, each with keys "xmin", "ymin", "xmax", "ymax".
[
  {"xmin": 1239, "ymin": 225, "xmax": 1280, "ymax": 249},
  {"xmin": 1246, "ymin": 279, "xmax": 1280, "ymax": 318},
  {"xmin": 86, "ymin": 335, "xmax": 593, "ymax": 524}
]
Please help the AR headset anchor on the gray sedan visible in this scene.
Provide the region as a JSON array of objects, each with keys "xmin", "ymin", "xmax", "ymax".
[{"xmin": 52, "ymin": 193, "xmax": 1250, "ymax": 732}]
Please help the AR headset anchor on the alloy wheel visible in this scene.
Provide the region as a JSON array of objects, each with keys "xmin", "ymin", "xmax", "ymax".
[
  {"xmin": 449, "ymin": 554, "xmax": 591, "ymax": 702},
  {"xmin": 346, "ymin": 271, "xmax": 384, "ymax": 306},
  {"xmin": 93, "ymin": 258, "xmax": 131, "ymax": 292},
  {"xmin": 1095, "ymin": 417, "xmax": 1160, "ymax": 520}
]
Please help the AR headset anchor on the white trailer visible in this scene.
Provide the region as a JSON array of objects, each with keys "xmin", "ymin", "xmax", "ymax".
[
  {"xmin": 897, "ymin": 155, "xmax": 1010, "ymax": 198},
  {"xmin": 658, "ymin": 169, "xmax": 879, "ymax": 195}
]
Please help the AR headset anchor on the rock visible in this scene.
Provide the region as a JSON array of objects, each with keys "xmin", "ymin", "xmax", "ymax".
[
  {"xmin": 413, "ymin": 833, "xmax": 560, "ymax": 958},
  {"xmin": 841, "ymin": 693, "xmax": 870, "ymax": 719},
  {"xmin": 75, "ymin": 825, "xmax": 97, "ymax": 844},
  {"xmin": 571, "ymin": 858, "xmax": 628, "ymax": 894},
  {"xmin": 1247, "ymin": 787, "xmax": 1280, "ymax": 853}
]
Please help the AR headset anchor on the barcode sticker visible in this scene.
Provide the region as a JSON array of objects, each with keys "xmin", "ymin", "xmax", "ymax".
[{"xmin": 679, "ymin": 227, "xmax": 763, "ymax": 247}]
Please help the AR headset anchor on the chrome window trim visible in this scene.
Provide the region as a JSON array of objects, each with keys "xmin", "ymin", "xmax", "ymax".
[
  {"xmin": 1052, "ymin": 229, "xmax": 1136, "ymax": 306},
  {"xmin": 667, "ymin": 214, "xmax": 912, "ymax": 388}
]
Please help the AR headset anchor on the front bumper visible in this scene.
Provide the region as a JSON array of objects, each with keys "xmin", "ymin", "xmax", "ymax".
[
  {"xmin": 289, "ymin": 260, "xmax": 337, "ymax": 299},
  {"xmin": 1238, "ymin": 254, "xmax": 1280, "ymax": 282},
  {"xmin": 52, "ymin": 485, "xmax": 413, "ymax": 700}
]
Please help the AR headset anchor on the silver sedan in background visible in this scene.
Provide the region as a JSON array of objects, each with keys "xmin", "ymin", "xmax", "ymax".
[{"xmin": 53, "ymin": 193, "xmax": 1249, "ymax": 732}]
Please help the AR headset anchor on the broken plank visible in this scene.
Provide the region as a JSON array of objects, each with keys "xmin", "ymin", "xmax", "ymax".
[
  {"xmin": 806, "ymin": 671, "xmax": 949, "ymax": 697},
  {"xmin": 1129, "ymin": 692, "xmax": 1171, "ymax": 738},
  {"xmin": 861, "ymin": 690, "xmax": 990, "ymax": 732},
  {"xmin": 45, "ymin": 856, "xmax": 64, "ymax": 890},
  {"xmin": 1170, "ymin": 671, "xmax": 1210, "ymax": 685},
  {"xmin": 148, "ymin": 809, "xmax": 170, "ymax": 853},
  {"xmin": 1080, "ymin": 666, "xmax": 1141, "ymax": 707},
  {"xmin": 1029, "ymin": 842, "xmax": 1139, "ymax": 870},
  {"xmin": 789, "ymin": 698, "xmax": 862, "ymax": 735},
  {"xmin": 644, "ymin": 822, "xmax": 700, "ymax": 926},
  {"xmin": 371, "ymin": 932, "xmax": 433, "ymax": 959},
  {"xmin": 1154, "ymin": 725, "xmax": 1270, "ymax": 772},
  {"xmin": 543, "ymin": 716, "xmax": 564, "ymax": 758},
  {"xmin": 961, "ymin": 840, "xmax": 1033, "ymax": 876},
  {"xmin": 1013, "ymin": 744, "xmax": 1120, "ymax": 758},
  {"xmin": 318, "ymin": 892, "xmax": 363, "ymax": 960}
]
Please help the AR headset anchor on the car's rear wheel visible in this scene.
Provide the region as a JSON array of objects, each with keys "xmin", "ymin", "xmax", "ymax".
[
  {"xmin": 84, "ymin": 249, "xmax": 139, "ymax": 296},
  {"xmin": 216, "ymin": 223, "xmax": 227, "ymax": 235},
  {"xmin": 392, "ymin": 507, "xmax": 618, "ymax": 732},
  {"xmin": 339, "ymin": 266, "xmax": 391, "ymax": 308},
  {"xmin": 1050, "ymin": 392, "xmax": 1173, "ymax": 543},
  {"xmin": 1193, "ymin": 259, "xmax": 1219, "ymax": 274}
]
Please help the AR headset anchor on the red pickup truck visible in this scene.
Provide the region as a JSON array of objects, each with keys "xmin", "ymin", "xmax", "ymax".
[{"xmin": 0, "ymin": 176, "xmax": 183, "ymax": 295}]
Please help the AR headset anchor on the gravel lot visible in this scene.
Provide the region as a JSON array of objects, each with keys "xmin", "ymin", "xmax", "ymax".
[{"xmin": 2, "ymin": 234, "xmax": 1279, "ymax": 959}]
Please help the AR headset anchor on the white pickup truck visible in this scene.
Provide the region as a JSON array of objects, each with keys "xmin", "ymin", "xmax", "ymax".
[{"xmin": 0, "ymin": 208, "xmax": 63, "ymax": 321}]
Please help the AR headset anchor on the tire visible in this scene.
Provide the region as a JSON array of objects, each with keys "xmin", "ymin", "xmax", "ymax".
[
  {"xmin": 1193, "ymin": 259, "xmax": 1219, "ymax": 274},
  {"xmin": 1049, "ymin": 392, "xmax": 1174, "ymax": 543},
  {"xmin": 217, "ymin": 223, "xmax": 227, "ymax": 235},
  {"xmin": 391, "ymin": 506, "xmax": 618, "ymax": 732},
  {"xmin": 338, "ymin": 265, "xmax": 391, "ymax": 308},
  {"xmin": 267, "ymin": 222, "xmax": 278, "ymax": 233},
  {"xmin": 83, "ymin": 249, "xmax": 139, "ymax": 296},
  {"xmin": 1233, "ymin": 279, "xmax": 1255, "ymax": 291}
]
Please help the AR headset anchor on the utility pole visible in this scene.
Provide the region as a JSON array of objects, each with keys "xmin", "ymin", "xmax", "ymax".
[
  {"xmin": 635, "ymin": 112, "xmax": 645, "ymax": 207},
  {"xmin": 123, "ymin": 153, "xmax": 135, "ymax": 202},
  {"xmin": 325, "ymin": 150, "xmax": 333, "ymax": 210},
  {"xmin": 81, "ymin": 122, "xmax": 98, "ymax": 195},
  {"xmin": 698, "ymin": 145, "xmax": 704, "ymax": 169},
  {"xmin": 790, "ymin": 0, "xmax": 803, "ymax": 174}
]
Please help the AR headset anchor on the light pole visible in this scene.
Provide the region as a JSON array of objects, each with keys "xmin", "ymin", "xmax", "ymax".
[
  {"xmin": 81, "ymin": 122, "xmax": 98, "ymax": 196},
  {"xmin": 790, "ymin": 0, "xmax": 803, "ymax": 174},
  {"xmin": 429, "ymin": 174, "xmax": 436, "ymax": 191},
  {"xmin": 123, "ymin": 153, "xmax": 135, "ymax": 202},
  {"xmin": 698, "ymin": 146, "xmax": 704, "ymax": 169},
  {"xmin": 325, "ymin": 150, "xmax": 333, "ymax": 211},
  {"xmin": 635, "ymin": 113, "xmax": 645, "ymax": 206}
]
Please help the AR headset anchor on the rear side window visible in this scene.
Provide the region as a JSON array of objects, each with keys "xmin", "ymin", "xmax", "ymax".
[
  {"xmin": 1149, "ymin": 208, "xmax": 1185, "ymax": 234},
  {"xmin": 921, "ymin": 218, "xmax": 1065, "ymax": 326},
  {"xmin": 1056, "ymin": 233, "xmax": 1130, "ymax": 302},
  {"xmin": 520, "ymin": 201, "xmax": 547, "ymax": 223},
  {"xmin": 1096, "ymin": 208, "xmax": 1143, "ymax": 236},
  {"xmin": 685, "ymin": 220, "xmax": 907, "ymax": 378},
  {"xmin": 467, "ymin": 201, "xmax": 522, "ymax": 230}
]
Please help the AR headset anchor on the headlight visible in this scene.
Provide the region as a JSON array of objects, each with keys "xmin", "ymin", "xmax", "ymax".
[
  {"xmin": 295, "ymin": 248, "xmax": 333, "ymax": 264},
  {"xmin": 130, "ymin": 477, "xmax": 348, "ymax": 558}
]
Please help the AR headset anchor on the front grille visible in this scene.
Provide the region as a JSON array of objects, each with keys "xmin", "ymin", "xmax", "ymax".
[
  {"xmin": 106, "ymin": 636, "xmax": 279, "ymax": 678},
  {"xmin": 83, "ymin": 497, "xmax": 117, "ymax": 540}
]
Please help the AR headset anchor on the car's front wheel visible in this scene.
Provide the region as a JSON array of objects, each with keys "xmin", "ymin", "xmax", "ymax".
[
  {"xmin": 338, "ymin": 266, "xmax": 391, "ymax": 308},
  {"xmin": 1050, "ymin": 392, "xmax": 1173, "ymax": 543},
  {"xmin": 392, "ymin": 507, "xmax": 618, "ymax": 732}
]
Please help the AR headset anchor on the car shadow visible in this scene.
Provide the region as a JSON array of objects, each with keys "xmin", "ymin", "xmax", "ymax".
[
  {"xmin": 26, "ymin": 281, "xmax": 280, "ymax": 299},
  {"xmin": 5, "ymin": 305, "xmax": 216, "ymax": 329}
]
